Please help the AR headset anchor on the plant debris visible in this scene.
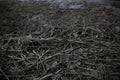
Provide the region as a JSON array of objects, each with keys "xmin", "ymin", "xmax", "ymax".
[{"xmin": 0, "ymin": 0, "xmax": 120, "ymax": 80}]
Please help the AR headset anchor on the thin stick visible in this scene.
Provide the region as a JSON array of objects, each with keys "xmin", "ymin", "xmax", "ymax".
[
  {"xmin": 40, "ymin": 73, "xmax": 53, "ymax": 80},
  {"xmin": 0, "ymin": 68, "xmax": 9, "ymax": 80}
]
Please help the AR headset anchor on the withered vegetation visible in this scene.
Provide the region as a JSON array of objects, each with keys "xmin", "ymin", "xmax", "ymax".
[{"xmin": 0, "ymin": 0, "xmax": 120, "ymax": 80}]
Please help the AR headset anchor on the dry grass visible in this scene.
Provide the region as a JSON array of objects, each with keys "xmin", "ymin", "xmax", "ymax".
[{"xmin": 0, "ymin": 0, "xmax": 120, "ymax": 80}]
